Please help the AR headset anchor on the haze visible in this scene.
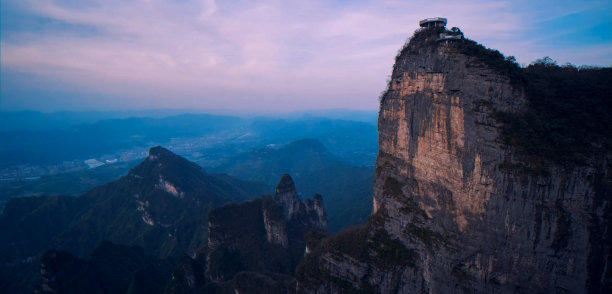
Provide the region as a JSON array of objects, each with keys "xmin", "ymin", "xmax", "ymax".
[{"xmin": 2, "ymin": 0, "xmax": 611, "ymax": 112}]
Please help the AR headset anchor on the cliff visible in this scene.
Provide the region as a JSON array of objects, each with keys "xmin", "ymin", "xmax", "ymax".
[
  {"xmin": 0, "ymin": 147, "xmax": 268, "ymax": 293},
  {"xmin": 210, "ymin": 138, "xmax": 373, "ymax": 232},
  {"xmin": 52, "ymin": 146, "xmax": 266, "ymax": 259},
  {"xmin": 205, "ymin": 174, "xmax": 327, "ymax": 284},
  {"xmin": 297, "ymin": 28, "xmax": 611, "ymax": 293}
]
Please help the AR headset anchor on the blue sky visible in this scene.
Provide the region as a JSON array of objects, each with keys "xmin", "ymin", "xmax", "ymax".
[{"xmin": 1, "ymin": 0, "xmax": 611, "ymax": 112}]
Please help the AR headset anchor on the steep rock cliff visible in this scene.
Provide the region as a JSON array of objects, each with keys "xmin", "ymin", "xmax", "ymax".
[
  {"xmin": 211, "ymin": 138, "xmax": 373, "ymax": 232},
  {"xmin": 206, "ymin": 174, "xmax": 327, "ymax": 283},
  {"xmin": 297, "ymin": 28, "xmax": 611, "ymax": 293},
  {"xmin": 0, "ymin": 147, "xmax": 268, "ymax": 293}
]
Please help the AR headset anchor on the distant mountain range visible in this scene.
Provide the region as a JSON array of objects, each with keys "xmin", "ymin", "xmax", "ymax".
[
  {"xmin": 0, "ymin": 109, "xmax": 378, "ymax": 132},
  {"xmin": 19, "ymin": 174, "xmax": 329, "ymax": 294},
  {"xmin": 0, "ymin": 160, "xmax": 139, "ymax": 210},
  {"xmin": 0, "ymin": 147, "xmax": 268, "ymax": 293},
  {"xmin": 1, "ymin": 138, "xmax": 374, "ymax": 233},
  {"xmin": 0, "ymin": 112, "xmax": 377, "ymax": 170},
  {"xmin": 2, "ymin": 22, "xmax": 610, "ymax": 294},
  {"xmin": 210, "ymin": 139, "xmax": 373, "ymax": 232}
]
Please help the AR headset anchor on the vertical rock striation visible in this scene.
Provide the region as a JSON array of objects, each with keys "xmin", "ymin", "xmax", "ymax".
[
  {"xmin": 275, "ymin": 174, "xmax": 304, "ymax": 220},
  {"xmin": 297, "ymin": 28, "xmax": 611, "ymax": 293},
  {"xmin": 206, "ymin": 174, "xmax": 327, "ymax": 283}
]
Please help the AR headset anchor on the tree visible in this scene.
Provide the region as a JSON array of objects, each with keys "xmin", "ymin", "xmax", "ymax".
[
  {"xmin": 530, "ymin": 56, "xmax": 557, "ymax": 68},
  {"xmin": 450, "ymin": 27, "xmax": 464, "ymax": 37}
]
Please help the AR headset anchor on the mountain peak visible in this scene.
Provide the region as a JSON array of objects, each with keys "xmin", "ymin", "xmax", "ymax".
[
  {"xmin": 129, "ymin": 146, "xmax": 206, "ymax": 181},
  {"xmin": 295, "ymin": 20, "xmax": 611, "ymax": 293},
  {"xmin": 275, "ymin": 174, "xmax": 296, "ymax": 195},
  {"xmin": 274, "ymin": 174, "xmax": 303, "ymax": 220},
  {"xmin": 205, "ymin": 175, "xmax": 327, "ymax": 284},
  {"xmin": 147, "ymin": 146, "xmax": 178, "ymax": 162}
]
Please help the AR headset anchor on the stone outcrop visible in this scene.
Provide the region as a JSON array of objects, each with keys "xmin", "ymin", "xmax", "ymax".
[
  {"xmin": 305, "ymin": 194, "xmax": 328, "ymax": 231},
  {"xmin": 264, "ymin": 205, "xmax": 290, "ymax": 247},
  {"xmin": 206, "ymin": 174, "xmax": 327, "ymax": 283},
  {"xmin": 210, "ymin": 138, "xmax": 374, "ymax": 233},
  {"xmin": 0, "ymin": 147, "xmax": 268, "ymax": 293},
  {"xmin": 275, "ymin": 174, "xmax": 304, "ymax": 220},
  {"xmin": 296, "ymin": 28, "xmax": 611, "ymax": 293},
  {"xmin": 264, "ymin": 176, "xmax": 327, "ymax": 246}
]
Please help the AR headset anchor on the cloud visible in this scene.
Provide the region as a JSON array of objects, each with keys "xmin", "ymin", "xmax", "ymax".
[{"xmin": 1, "ymin": 0, "xmax": 610, "ymax": 111}]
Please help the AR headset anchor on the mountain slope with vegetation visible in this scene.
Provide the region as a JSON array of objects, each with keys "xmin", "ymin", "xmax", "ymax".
[{"xmin": 0, "ymin": 147, "xmax": 268, "ymax": 293}]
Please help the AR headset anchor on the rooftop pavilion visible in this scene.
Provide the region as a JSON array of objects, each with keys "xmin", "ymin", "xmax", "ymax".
[{"xmin": 419, "ymin": 17, "xmax": 447, "ymax": 29}]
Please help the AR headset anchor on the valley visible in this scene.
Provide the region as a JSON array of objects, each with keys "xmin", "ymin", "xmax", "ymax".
[{"xmin": 0, "ymin": 18, "xmax": 610, "ymax": 294}]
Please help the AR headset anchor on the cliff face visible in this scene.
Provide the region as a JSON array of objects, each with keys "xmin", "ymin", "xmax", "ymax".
[
  {"xmin": 206, "ymin": 174, "xmax": 327, "ymax": 283},
  {"xmin": 297, "ymin": 30, "xmax": 611, "ymax": 293},
  {"xmin": 211, "ymin": 138, "xmax": 373, "ymax": 233},
  {"xmin": 0, "ymin": 147, "xmax": 268, "ymax": 293},
  {"xmin": 52, "ymin": 146, "xmax": 267, "ymax": 259}
]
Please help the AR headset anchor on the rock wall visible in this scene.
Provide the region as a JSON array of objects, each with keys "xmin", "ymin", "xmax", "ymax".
[
  {"xmin": 264, "ymin": 206, "xmax": 289, "ymax": 247},
  {"xmin": 206, "ymin": 174, "xmax": 327, "ymax": 283},
  {"xmin": 297, "ymin": 30, "xmax": 611, "ymax": 293},
  {"xmin": 275, "ymin": 174, "xmax": 306, "ymax": 220}
]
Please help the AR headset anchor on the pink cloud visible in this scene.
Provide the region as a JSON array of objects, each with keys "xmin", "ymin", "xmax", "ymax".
[{"xmin": 1, "ymin": 0, "xmax": 610, "ymax": 111}]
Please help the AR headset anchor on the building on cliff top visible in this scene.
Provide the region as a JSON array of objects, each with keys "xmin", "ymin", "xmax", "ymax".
[
  {"xmin": 439, "ymin": 31, "xmax": 462, "ymax": 41},
  {"xmin": 419, "ymin": 17, "xmax": 447, "ymax": 29},
  {"xmin": 419, "ymin": 17, "xmax": 462, "ymax": 41}
]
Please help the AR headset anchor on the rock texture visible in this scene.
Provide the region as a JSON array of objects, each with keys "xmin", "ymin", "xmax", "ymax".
[
  {"xmin": 0, "ymin": 146, "xmax": 267, "ymax": 263},
  {"xmin": 0, "ymin": 147, "xmax": 268, "ymax": 293},
  {"xmin": 297, "ymin": 28, "xmax": 611, "ymax": 293},
  {"xmin": 206, "ymin": 174, "xmax": 327, "ymax": 284},
  {"xmin": 211, "ymin": 138, "xmax": 373, "ymax": 232}
]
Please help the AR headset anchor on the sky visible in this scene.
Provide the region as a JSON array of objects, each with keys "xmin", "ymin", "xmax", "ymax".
[{"xmin": 1, "ymin": 0, "xmax": 611, "ymax": 112}]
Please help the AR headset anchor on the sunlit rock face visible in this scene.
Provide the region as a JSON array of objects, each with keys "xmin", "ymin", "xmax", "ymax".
[{"xmin": 296, "ymin": 29, "xmax": 611, "ymax": 294}]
